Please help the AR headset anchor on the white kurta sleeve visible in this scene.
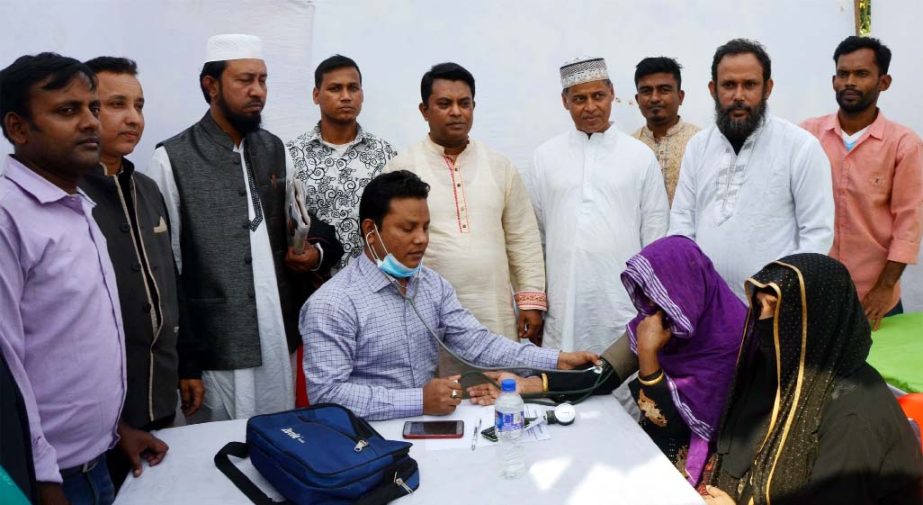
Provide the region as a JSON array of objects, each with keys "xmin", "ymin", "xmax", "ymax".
[
  {"xmin": 668, "ymin": 137, "xmax": 700, "ymax": 239},
  {"xmin": 639, "ymin": 153, "xmax": 670, "ymax": 246},
  {"xmin": 790, "ymin": 137, "xmax": 835, "ymax": 254},
  {"xmin": 522, "ymin": 153, "xmax": 546, "ymax": 248},
  {"xmin": 284, "ymin": 145, "xmax": 294, "ymax": 181},
  {"xmin": 143, "ymin": 146, "xmax": 183, "ymax": 272},
  {"xmin": 502, "ymin": 160, "xmax": 547, "ymax": 311}
]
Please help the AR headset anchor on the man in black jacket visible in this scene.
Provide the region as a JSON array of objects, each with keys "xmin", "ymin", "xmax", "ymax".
[{"xmin": 78, "ymin": 57, "xmax": 174, "ymax": 488}]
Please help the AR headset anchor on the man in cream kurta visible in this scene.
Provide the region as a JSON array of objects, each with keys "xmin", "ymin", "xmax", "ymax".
[
  {"xmin": 386, "ymin": 63, "xmax": 546, "ymax": 342},
  {"xmin": 524, "ymin": 58, "xmax": 669, "ymax": 354}
]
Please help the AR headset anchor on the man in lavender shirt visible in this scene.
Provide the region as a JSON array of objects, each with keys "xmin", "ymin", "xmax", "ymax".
[{"xmin": 0, "ymin": 53, "xmax": 166, "ymax": 505}]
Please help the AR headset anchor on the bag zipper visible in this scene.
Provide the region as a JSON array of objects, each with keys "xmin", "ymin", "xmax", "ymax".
[
  {"xmin": 302, "ymin": 420, "xmax": 369, "ymax": 453},
  {"xmin": 394, "ymin": 472, "xmax": 413, "ymax": 494}
]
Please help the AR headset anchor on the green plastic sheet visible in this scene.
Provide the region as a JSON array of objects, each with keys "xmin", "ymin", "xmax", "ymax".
[{"xmin": 867, "ymin": 312, "xmax": 923, "ymax": 393}]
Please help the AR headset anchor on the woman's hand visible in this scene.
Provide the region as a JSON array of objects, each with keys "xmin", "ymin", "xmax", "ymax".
[
  {"xmin": 636, "ymin": 311, "xmax": 672, "ymax": 377},
  {"xmin": 466, "ymin": 372, "xmax": 543, "ymax": 405},
  {"xmin": 703, "ymin": 485, "xmax": 736, "ymax": 505}
]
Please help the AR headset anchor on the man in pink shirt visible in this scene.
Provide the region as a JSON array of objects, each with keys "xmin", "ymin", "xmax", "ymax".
[
  {"xmin": 802, "ymin": 36, "xmax": 923, "ymax": 330},
  {"xmin": 0, "ymin": 53, "xmax": 167, "ymax": 505}
]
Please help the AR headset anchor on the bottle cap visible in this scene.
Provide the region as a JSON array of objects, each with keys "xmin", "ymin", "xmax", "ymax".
[{"xmin": 501, "ymin": 379, "xmax": 517, "ymax": 392}]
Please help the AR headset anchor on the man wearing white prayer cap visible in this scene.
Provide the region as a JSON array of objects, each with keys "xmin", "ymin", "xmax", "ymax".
[
  {"xmin": 520, "ymin": 56, "xmax": 670, "ymax": 354},
  {"xmin": 144, "ymin": 34, "xmax": 341, "ymax": 422}
]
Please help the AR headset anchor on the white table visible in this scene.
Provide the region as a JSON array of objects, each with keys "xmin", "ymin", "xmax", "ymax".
[{"xmin": 114, "ymin": 396, "xmax": 705, "ymax": 504}]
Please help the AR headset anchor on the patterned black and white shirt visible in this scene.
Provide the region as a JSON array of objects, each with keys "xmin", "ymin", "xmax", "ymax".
[{"xmin": 286, "ymin": 123, "xmax": 398, "ymax": 271}]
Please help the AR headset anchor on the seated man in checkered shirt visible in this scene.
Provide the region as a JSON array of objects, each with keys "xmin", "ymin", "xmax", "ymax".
[{"xmin": 300, "ymin": 170, "xmax": 597, "ymax": 420}]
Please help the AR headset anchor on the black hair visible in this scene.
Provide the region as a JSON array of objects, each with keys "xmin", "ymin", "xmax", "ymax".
[
  {"xmin": 420, "ymin": 62, "xmax": 475, "ymax": 104},
  {"xmin": 85, "ymin": 56, "xmax": 138, "ymax": 76},
  {"xmin": 359, "ymin": 170, "xmax": 430, "ymax": 229},
  {"xmin": 634, "ymin": 56, "xmax": 683, "ymax": 89},
  {"xmin": 0, "ymin": 52, "xmax": 96, "ymax": 142},
  {"xmin": 833, "ymin": 36, "xmax": 891, "ymax": 74},
  {"xmin": 314, "ymin": 54, "xmax": 362, "ymax": 88},
  {"xmin": 199, "ymin": 60, "xmax": 227, "ymax": 104},
  {"xmin": 711, "ymin": 38, "xmax": 772, "ymax": 83}
]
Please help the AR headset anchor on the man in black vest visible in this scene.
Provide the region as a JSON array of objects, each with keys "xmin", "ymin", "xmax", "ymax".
[
  {"xmin": 144, "ymin": 34, "xmax": 341, "ymax": 422},
  {"xmin": 78, "ymin": 57, "xmax": 175, "ymax": 488}
]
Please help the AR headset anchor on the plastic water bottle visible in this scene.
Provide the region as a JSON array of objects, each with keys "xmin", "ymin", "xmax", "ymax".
[{"xmin": 495, "ymin": 378, "xmax": 527, "ymax": 479}]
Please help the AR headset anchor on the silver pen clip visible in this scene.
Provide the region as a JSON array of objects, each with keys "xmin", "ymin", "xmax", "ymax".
[{"xmin": 471, "ymin": 418, "xmax": 482, "ymax": 450}]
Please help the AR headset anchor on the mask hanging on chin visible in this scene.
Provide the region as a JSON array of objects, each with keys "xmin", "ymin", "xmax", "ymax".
[{"xmin": 365, "ymin": 226, "xmax": 423, "ymax": 279}]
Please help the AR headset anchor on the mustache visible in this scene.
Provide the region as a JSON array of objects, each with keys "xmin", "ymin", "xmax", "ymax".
[
  {"xmin": 723, "ymin": 101, "xmax": 752, "ymax": 113},
  {"xmin": 836, "ymin": 89, "xmax": 864, "ymax": 102}
]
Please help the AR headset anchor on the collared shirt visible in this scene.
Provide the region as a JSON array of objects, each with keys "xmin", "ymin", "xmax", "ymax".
[
  {"xmin": 300, "ymin": 254, "xmax": 559, "ymax": 420},
  {"xmin": 524, "ymin": 126, "xmax": 670, "ymax": 353},
  {"xmin": 0, "ymin": 156, "xmax": 125, "ymax": 483},
  {"xmin": 669, "ymin": 115, "xmax": 835, "ymax": 299},
  {"xmin": 801, "ymin": 111, "xmax": 923, "ymax": 305},
  {"xmin": 384, "ymin": 136, "xmax": 546, "ymax": 339},
  {"xmin": 287, "ymin": 123, "xmax": 397, "ymax": 271},
  {"xmin": 632, "ymin": 119, "xmax": 701, "ymax": 205}
]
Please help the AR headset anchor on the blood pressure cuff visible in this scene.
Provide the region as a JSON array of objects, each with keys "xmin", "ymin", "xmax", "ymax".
[
  {"xmin": 215, "ymin": 403, "xmax": 419, "ymax": 505},
  {"xmin": 544, "ymin": 335, "xmax": 636, "ymax": 402},
  {"xmin": 545, "ymin": 361, "xmax": 623, "ymax": 403}
]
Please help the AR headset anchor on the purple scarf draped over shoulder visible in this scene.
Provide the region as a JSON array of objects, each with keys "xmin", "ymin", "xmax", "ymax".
[{"xmin": 620, "ymin": 236, "xmax": 746, "ymax": 485}]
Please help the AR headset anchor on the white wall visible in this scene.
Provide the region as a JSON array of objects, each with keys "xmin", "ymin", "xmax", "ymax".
[
  {"xmin": 0, "ymin": 0, "xmax": 315, "ymax": 166},
  {"xmin": 2, "ymin": 0, "xmax": 921, "ymax": 308}
]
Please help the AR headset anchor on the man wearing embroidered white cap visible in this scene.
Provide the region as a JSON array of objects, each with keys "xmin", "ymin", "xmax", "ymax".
[
  {"xmin": 144, "ymin": 34, "xmax": 336, "ymax": 422},
  {"xmin": 521, "ymin": 57, "xmax": 669, "ymax": 354}
]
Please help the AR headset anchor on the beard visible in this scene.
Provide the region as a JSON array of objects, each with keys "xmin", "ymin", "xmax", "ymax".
[
  {"xmin": 216, "ymin": 88, "xmax": 263, "ymax": 134},
  {"xmin": 836, "ymin": 88, "xmax": 877, "ymax": 114},
  {"xmin": 715, "ymin": 94, "xmax": 768, "ymax": 145}
]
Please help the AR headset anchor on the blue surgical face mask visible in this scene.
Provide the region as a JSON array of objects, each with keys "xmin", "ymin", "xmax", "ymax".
[{"xmin": 365, "ymin": 226, "xmax": 423, "ymax": 279}]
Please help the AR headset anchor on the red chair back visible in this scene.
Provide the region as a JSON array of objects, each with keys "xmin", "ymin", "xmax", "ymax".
[{"xmin": 898, "ymin": 393, "xmax": 923, "ymax": 453}]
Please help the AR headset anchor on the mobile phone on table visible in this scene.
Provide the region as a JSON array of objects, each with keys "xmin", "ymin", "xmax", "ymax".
[{"xmin": 402, "ymin": 420, "xmax": 465, "ymax": 439}]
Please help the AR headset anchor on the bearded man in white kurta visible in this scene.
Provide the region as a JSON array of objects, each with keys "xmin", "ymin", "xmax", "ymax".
[
  {"xmin": 523, "ymin": 57, "xmax": 669, "ymax": 354},
  {"xmin": 386, "ymin": 63, "xmax": 547, "ymax": 343}
]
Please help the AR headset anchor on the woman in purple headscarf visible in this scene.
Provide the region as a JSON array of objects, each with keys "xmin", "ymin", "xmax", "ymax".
[
  {"xmin": 468, "ymin": 235, "xmax": 747, "ymax": 485},
  {"xmin": 619, "ymin": 234, "xmax": 746, "ymax": 485}
]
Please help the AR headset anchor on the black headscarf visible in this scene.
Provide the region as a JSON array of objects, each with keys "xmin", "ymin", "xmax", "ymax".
[{"xmin": 711, "ymin": 253, "xmax": 872, "ymax": 504}]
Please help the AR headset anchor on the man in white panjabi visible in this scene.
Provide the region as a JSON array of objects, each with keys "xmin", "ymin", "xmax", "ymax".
[
  {"xmin": 386, "ymin": 62, "xmax": 547, "ymax": 343},
  {"xmin": 669, "ymin": 39, "xmax": 833, "ymax": 300},
  {"xmin": 144, "ymin": 34, "xmax": 312, "ymax": 421},
  {"xmin": 523, "ymin": 57, "xmax": 669, "ymax": 354}
]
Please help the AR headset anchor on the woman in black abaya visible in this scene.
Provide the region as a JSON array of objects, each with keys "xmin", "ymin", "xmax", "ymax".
[{"xmin": 703, "ymin": 254, "xmax": 922, "ymax": 505}]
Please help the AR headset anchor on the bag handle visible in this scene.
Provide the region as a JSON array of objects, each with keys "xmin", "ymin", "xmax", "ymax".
[{"xmin": 214, "ymin": 442, "xmax": 289, "ymax": 505}]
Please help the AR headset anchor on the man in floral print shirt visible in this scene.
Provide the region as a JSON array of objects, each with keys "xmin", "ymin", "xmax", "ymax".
[{"xmin": 287, "ymin": 55, "xmax": 398, "ymax": 273}]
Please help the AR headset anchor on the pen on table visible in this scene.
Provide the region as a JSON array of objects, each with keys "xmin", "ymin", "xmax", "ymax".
[{"xmin": 471, "ymin": 419, "xmax": 482, "ymax": 450}]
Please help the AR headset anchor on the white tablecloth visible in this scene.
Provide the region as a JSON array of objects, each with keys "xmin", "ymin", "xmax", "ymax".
[{"xmin": 114, "ymin": 396, "xmax": 705, "ymax": 504}]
